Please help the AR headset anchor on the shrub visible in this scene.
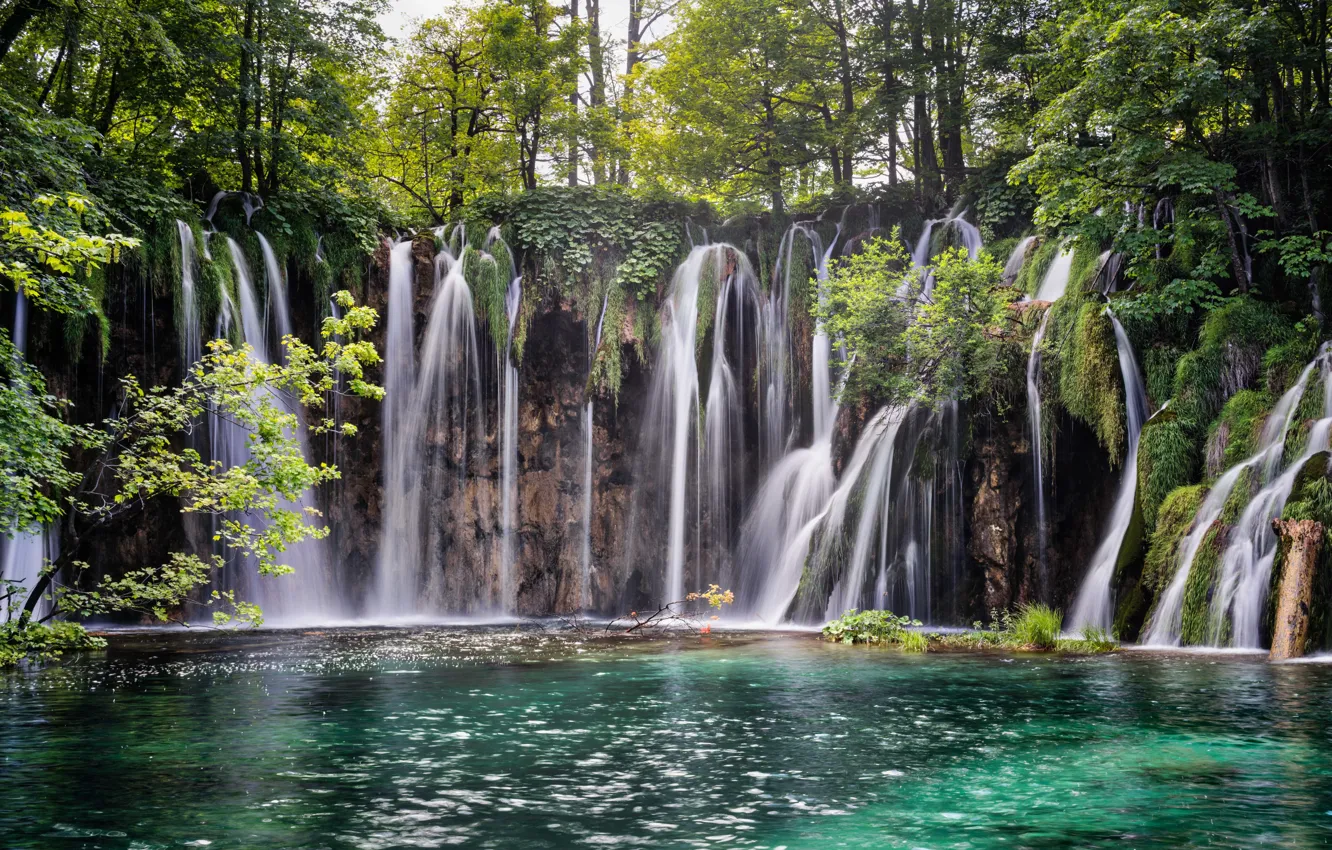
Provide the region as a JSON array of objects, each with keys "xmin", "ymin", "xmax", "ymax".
[
  {"xmin": 899, "ymin": 630, "xmax": 930, "ymax": 654},
  {"xmin": 1006, "ymin": 603, "xmax": 1063, "ymax": 649},
  {"xmin": 822, "ymin": 609, "xmax": 922, "ymax": 645},
  {"xmin": 0, "ymin": 620, "xmax": 105, "ymax": 667},
  {"xmin": 1056, "ymin": 626, "xmax": 1119, "ymax": 653},
  {"xmin": 1205, "ymin": 390, "xmax": 1268, "ymax": 477}
]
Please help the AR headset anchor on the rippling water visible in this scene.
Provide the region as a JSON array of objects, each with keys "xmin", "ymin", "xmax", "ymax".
[{"xmin": 3, "ymin": 628, "xmax": 1332, "ymax": 848}]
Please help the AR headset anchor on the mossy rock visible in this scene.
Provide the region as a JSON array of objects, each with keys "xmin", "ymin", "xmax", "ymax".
[
  {"xmin": 1052, "ymin": 300, "xmax": 1126, "ymax": 463},
  {"xmin": 1205, "ymin": 390, "xmax": 1269, "ymax": 479},
  {"xmin": 1180, "ymin": 522, "xmax": 1226, "ymax": 646},
  {"xmin": 1142, "ymin": 483, "xmax": 1206, "ymax": 594}
]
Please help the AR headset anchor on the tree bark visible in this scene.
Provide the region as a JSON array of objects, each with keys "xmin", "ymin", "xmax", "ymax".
[
  {"xmin": 567, "ymin": 0, "xmax": 579, "ymax": 187},
  {"xmin": 1270, "ymin": 518, "xmax": 1323, "ymax": 661},
  {"xmin": 0, "ymin": 0, "xmax": 55, "ymax": 63},
  {"xmin": 238, "ymin": 0, "xmax": 255, "ymax": 194}
]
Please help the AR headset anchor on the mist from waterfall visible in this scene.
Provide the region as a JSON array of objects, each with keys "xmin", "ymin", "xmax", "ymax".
[{"xmin": 1066, "ymin": 313, "xmax": 1148, "ymax": 634}]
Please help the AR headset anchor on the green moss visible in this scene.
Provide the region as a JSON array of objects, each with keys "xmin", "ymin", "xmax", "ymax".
[
  {"xmin": 1055, "ymin": 301, "xmax": 1126, "ymax": 464},
  {"xmin": 1207, "ymin": 390, "xmax": 1269, "ymax": 476},
  {"xmin": 1142, "ymin": 345, "xmax": 1183, "ymax": 409},
  {"xmin": 1138, "ymin": 418, "xmax": 1198, "ymax": 530},
  {"xmin": 1113, "ymin": 579, "xmax": 1147, "ymax": 642},
  {"xmin": 1142, "ymin": 483, "xmax": 1206, "ymax": 593},
  {"xmin": 1172, "ymin": 298, "xmax": 1293, "ymax": 436},
  {"xmin": 1180, "ymin": 523, "xmax": 1225, "ymax": 646},
  {"xmin": 463, "ymin": 245, "xmax": 509, "ymax": 353},
  {"xmin": 1014, "ymin": 237, "xmax": 1057, "ymax": 298}
]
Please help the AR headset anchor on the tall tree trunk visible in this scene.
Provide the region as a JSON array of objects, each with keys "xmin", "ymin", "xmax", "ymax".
[
  {"xmin": 253, "ymin": 4, "xmax": 266, "ymax": 197},
  {"xmin": 238, "ymin": 0, "xmax": 255, "ymax": 194},
  {"xmin": 908, "ymin": 0, "xmax": 939, "ymax": 200},
  {"xmin": 0, "ymin": 0, "xmax": 56, "ymax": 63},
  {"xmin": 832, "ymin": 0, "xmax": 855, "ymax": 187},
  {"xmin": 587, "ymin": 0, "xmax": 606, "ymax": 183},
  {"xmin": 617, "ymin": 0, "xmax": 642, "ymax": 185},
  {"xmin": 567, "ymin": 0, "xmax": 580, "ymax": 187}
]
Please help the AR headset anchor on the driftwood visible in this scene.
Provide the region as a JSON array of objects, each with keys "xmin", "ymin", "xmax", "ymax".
[{"xmin": 1270, "ymin": 518, "xmax": 1324, "ymax": 661}]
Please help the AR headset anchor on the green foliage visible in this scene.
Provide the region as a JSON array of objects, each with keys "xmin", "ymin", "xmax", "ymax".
[
  {"xmin": 1056, "ymin": 627, "xmax": 1119, "ymax": 654},
  {"xmin": 1, "ymin": 290, "xmax": 382, "ymax": 661},
  {"xmin": 1006, "ymin": 603, "xmax": 1062, "ymax": 650},
  {"xmin": 0, "ymin": 331, "xmax": 86, "ymax": 531},
  {"xmin": 1171, "ymin": 299, "xmax": 1293, "ymax": 437},
  {"xmin": 1142, "ymin": 484, "xmax": 1205, "ymax": 593},
  {"xmin": 822, "ymin": 609, "xmax": 922, "ymax": 646},
  {"xmin": 0, "ymin": 620, "xmax": 105, "ymax": 667},
  {"xmin": 819, "ymin": 234, "xmax": 1018, "ymax": 411},
  {"xmin": 1141, "ymin": 346, "xmax": 1183, "ymax": 409}
]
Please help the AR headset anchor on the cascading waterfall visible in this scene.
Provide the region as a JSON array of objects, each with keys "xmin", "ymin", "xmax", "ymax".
[
  {"xmin": 1206, "ymin": 350, "xmax": 1332, "ymax": 647},
  {"xmin": 373, "ymin": 247, "xmax": 486, "ymax": 615},
  {"xmin": 176, "ymin": 220, "xmax": 201, "ymax": 368},
  {"xmin": 580, "ymin": 294, "xmax": 610, "ymax": 610},
  {"xmin": 1066, "ymin": 313, "xmax": 1148, "ymax": 634},
  {"xmin": 1143, "ymin": 358, "xmax": 1319, "ymax": 646},
  {"xmin": 214, "ymin": 237, "xmax": 346, "ymax": 624},
  {"xmin": 499, "ymin": 272, "xmax": 521, "ymax": 610},
  {"xmin": 740, "ymin": 216, "xmax": 976, "ymax": 625},
  {"xmin": 382, "ymin": 239, "xmax": 417, "ymax": 471},
  {"xmin": 634, "ymin": 243, "xmax": 764, "ymax": 605},
  {"xmin": 734, "ymin": 222, "xmax": 843, "ymax": 620},
  {"xmin": 1026, "ymin": 311, "xmax": 1053, "ymax": 595},
  {"xmin": 1003, "ymin": 236, "xmax": 1037, "ymax": 285},
  {"xmin": 1034, "ymin": 246, "xmax": 1075, "ymax": 302}
]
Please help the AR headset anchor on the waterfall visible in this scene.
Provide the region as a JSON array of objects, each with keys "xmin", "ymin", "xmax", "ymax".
[
  {"xmin": 499, "ymin": 272, "xmax": 521, "ymax": 611},
  {"xmin": 176, "ymin": 220, "xmax": 201, "ymax": 368},
  {"xmin": 1034, "ymin": 246, "xmax": 1075, "ymax": 301},
  {"xmin": 634, "ymin": 243, "xmax": 763, "ymax": 605},
  {"xmin": 383, "ymin": 240, "xmax": 417, "ymax": 470},
  {"xmin": 1003, "ymin": 237, "xmax": 1036, "ymax": 285},
  {"xmin": 1026, "ymin": 311, "xmax": 1052, "ymax": 596},
  {"xmin": 734, "ymin": 221, "xmax": 845, "ymax": 620},
  {"xmin": 746, "ymin": 408, "xmax": 897, "ymax": 622},
  {"xmin": 580, "ymin": 294, "xmax": 610, "ymax": 610},
  {"xmin": 1, "ymin": 291, "xmax": 53, "ymax": 621},
  {"xmin": 214, "ymin": 238, "xmax": 346, "ymax": 624},
  {"xmin": 372, "ymin": 249, "xmax": 486, "ymax": 616},
  {"xmin": 1206, "ymin": 353, "xmax": 1332, "ymax": 647},
  {"xmin": 1143, "ymin": 358, "xmax": 1318, "ymax": 646},
  {"xmin": 909, "ymin": 211, "xmax": 982, "ymax": 298},
  {"xmin": 1066, "ymin": 313, "xmax": 1148, "ymax": 634}
]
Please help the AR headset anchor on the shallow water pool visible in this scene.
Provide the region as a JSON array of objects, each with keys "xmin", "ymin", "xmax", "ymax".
[{"xmin": 2, "ymin": 628, "xmax": 1331, "ymax": 848}]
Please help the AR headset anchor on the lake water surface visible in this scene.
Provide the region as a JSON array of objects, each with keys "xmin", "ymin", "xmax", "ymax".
[{"xmin": 2, "ymin": 628, "xmax": 1331, "ymax": 848}]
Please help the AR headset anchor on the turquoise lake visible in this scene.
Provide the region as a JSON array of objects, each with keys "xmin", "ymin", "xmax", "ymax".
[{"xmin": 2, "ymin": 628, "xmax": 1331, "ymax": 848}]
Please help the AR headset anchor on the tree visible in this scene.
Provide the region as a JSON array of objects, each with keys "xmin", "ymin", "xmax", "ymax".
[
  {"xmin": 0, "ymin": 194, "xmax": 383, "ymax": 664},
  {"xmin": 818, "ymin": 232, "xmax": 1015, "ymax": 407}
]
